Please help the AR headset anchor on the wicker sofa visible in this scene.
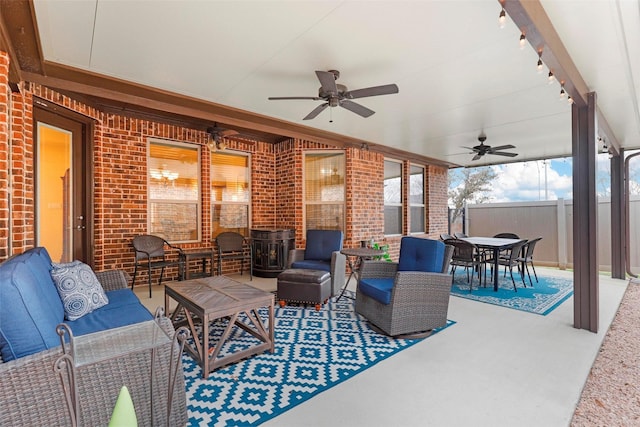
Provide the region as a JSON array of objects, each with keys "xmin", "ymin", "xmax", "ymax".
[{"xmin": 0, "ymin": 247, "xmax": 187, "ymax": 425}]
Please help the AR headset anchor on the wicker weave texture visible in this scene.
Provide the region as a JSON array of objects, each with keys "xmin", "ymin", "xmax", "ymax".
[
  {"xmin": 355, "ymin": 246, "xmax": 453, "ymax": 337},
  {"xmin": 0, "ymin": 317, "xmax": 187, "ymax": 426}
]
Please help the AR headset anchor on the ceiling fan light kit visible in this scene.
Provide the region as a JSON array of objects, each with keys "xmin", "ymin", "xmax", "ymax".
[
  {"xmin": 268, "ymin": 69, "xmax": 398, "ymax": 121},
  {"xmin": 206, "ymin": 124, "xmax": 238, "ymax": 151}
]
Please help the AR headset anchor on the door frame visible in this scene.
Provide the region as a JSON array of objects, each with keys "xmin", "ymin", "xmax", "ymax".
[{"xmin": 33, "ymin": 97, "xmax": 95, "ymax": 266}]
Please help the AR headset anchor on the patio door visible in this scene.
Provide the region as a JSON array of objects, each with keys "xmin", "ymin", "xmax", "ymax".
[{"xmin": 34, "ymin": 105, "xmax": 92, "ymax": 264}]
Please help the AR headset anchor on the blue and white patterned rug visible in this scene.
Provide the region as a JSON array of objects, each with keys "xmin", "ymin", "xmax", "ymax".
[
  {"xmin": 450, "ymin": 270, "xmax": 573, "ymax": 315},
  {"xmin": 183, "ymin": 291, "xmax": 455, "ymax": 426}
]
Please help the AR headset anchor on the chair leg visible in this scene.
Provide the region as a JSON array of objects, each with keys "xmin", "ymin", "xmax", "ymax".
[
  {"xmin": 530, "ymin": 261, "xmax": 539, "ymax": 283},
  {"xmin": 147, "ymin": 264, "xmax": 153, "ymax": 298},
  {"xmin": 132, "ymin": 263, "xmax": 139, "ymax": 290},
  {"xmin": 524, "ymin": 263, "xmax": 533, "ymax": 287},
  {"xmin": 509, "ymin": 266, "xmax": 517, "ymax": 292}
]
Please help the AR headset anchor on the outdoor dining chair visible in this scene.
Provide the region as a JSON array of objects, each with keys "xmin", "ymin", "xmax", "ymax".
[
  {"xmin": 485, "ymin": 239, "xmax": 528, "ymax": 291},
  {"xmin": 445, "ymin": 238, "xmax": 484, "ymax": 291},
  {"xmin": 131, "ymin": 234, "xmax": 185, "ymax": 298},
  {"xmin": 517, "ymin": 237, "xmax": 542, "ymax": 286},
  {"xmin": 214, "ymin": 232, "xmax": 253, "ymax": 279}
]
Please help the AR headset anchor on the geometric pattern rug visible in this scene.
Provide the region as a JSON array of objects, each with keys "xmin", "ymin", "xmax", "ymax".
[
  {"xmin": 183, "ymin": 291, "xmax": 455, "ymax": 426},
  {"xmin": 450, "ymin": 271, "xmax": 574, "ymax": 315}
]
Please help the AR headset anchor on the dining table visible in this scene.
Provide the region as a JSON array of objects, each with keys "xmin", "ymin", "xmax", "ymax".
[{"xmin": 459, "ymin": 236, "xmax": 522, "ymax": 291}]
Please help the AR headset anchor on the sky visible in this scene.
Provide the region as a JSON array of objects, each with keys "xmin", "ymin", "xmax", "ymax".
[{"xmin": 454, "ymin": 151, "xmax": 640, "ymax": 203}]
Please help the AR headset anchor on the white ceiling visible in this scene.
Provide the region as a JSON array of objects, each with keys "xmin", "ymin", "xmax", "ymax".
[{"xmin": 32, "ymin": 0, "xmax": 640, "ymax": 167}]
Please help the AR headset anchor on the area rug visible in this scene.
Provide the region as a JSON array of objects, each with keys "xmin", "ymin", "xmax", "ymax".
[
  {"xmin": 450, "ymin": 270, "xmax": 573, "ymax": 315},
  {"xmin": 183, "ymin": 291, "xmax": 455, "ymax": 426}
]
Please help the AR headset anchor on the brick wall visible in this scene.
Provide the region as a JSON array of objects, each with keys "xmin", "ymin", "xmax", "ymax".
[{"xmin": 0, "ymin": 51, "xmax": 450, "ymax": 283}]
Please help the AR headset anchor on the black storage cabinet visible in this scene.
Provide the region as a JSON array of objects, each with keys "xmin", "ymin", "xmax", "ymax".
[{"xmin": 250, "ymin": 229, "xmax": 295, "ymax": 278}]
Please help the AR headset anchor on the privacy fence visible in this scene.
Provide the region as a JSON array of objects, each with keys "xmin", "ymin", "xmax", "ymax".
[{"xmin": 452, "ymin": 197, "xmax": 640, "ymax": 274}]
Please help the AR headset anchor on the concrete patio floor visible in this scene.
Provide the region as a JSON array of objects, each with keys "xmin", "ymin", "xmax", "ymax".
[{"xmin": 135, "ymin": 267, "xmax": 628, "ymax": 427}]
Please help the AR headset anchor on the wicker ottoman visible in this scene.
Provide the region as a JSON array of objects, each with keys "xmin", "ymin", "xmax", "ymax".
[{"xmin": 277, "ymin": 269, "xmax": 332, "ymax": 311}]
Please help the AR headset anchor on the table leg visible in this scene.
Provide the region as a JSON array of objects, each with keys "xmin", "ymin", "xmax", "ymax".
[
  {"xmin": 493, "ymin": 248, "xmax": 499, "ymax": 291},
  {"xmin": 336, "ymin": 257, "xmax": 356, "ymax": 302}
]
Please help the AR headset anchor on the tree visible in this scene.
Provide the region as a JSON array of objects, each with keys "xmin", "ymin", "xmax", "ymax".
[{"xmin": 448, "ymin": 167, "xmax": 497, "ymax": 224}]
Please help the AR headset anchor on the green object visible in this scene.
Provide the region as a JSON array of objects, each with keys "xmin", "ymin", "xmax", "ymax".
[
  {"xmin": 373, "ymin": 243, "xmax": 392, "ymax": 262},
  {"xmin": 109, "ymin": 386, "xmax": 138, "ymax": 427}
]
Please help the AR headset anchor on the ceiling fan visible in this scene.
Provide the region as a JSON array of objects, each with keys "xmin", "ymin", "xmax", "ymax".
[
  {"xmin": 268, "ymin": 70, "xmax": 399, "ymax": 121},
  {"xmin": 206, "ymin": 124, "xmax": 239, "ymax": 151},
  {"xmin": 463, "ymin": 134, "xmax": 518, "ymax": 161}
]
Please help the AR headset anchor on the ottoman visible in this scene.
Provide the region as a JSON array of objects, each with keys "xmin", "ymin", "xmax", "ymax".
[{"xmin": 277, "ymin": 268, "xmax": 332, "ymax": 311}]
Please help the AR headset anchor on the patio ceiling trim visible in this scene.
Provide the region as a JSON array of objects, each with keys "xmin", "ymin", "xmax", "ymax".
[{"xmin": 502, "ymin": 0, "xmax": 620, "ymax": 155}]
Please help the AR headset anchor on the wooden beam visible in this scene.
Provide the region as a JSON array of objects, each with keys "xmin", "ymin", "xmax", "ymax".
[{"xmin": 503, "ymin": 0, "xmax": 620, "ymax": 151}]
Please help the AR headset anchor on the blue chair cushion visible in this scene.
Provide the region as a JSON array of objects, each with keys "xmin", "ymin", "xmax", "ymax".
[
  {"xmin": 0, "ymin": 261, "xmax": 63, "ymax": 361},
  {"xmin": 358, "ymin": 278, "xmax": 395, "ymax": 305},
  {"xmin": 304, "ymin": 230, "xmax": 343, "ymax": 261},
  {"xmin": 290, "ymin": 259, "xmax": 331, "ymax": 272},
  {"xmin": 66, "ymin": 289, "xmax": 153, "ymax": 336},
  {"xmin": 397, "ymin": 237, "xmax": 445, "ymax": 273}
]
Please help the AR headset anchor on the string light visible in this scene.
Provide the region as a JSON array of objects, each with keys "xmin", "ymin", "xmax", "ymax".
[
  {"xmin": 559, "ymin": 84, "xmax": 566, "ymax": 100},
  {"xmin": 519, "ymin": 32, "xmax": 526, "ymax": 50},
  {"xmin": 498, "ymin": 7, "xmax": 506, "ymax": 28},
  {"xmin": 567, "ymin": 95, "xmax": 574, "ymax": 105},
  {"xmin": 536, "ymin": 51, "xmax": 544, "ymax": 74},
  {"xmin": 548, "ymin": 71, "xmax": 555, "ymax": 84}
]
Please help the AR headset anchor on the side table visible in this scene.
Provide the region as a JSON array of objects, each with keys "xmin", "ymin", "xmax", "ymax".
[
  {"xmin": 54, "ymin": 312, "xmax": 189, "ymax": 427},
  {"xmin": 338, "ymin": 247, "xmax": 385, "ymax": 301},
  {"xmin": 181, "ymin": 249, "xmax": 214, "ymax": 280}
]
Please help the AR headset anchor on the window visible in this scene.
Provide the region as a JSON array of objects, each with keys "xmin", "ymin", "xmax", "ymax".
[
  {"xmin": 304, "ymin": 152, "xmax": 345, "ymax": 231},
  {"xmin": 409, "ymin": 164, "xmax": 425, "ymax": 233},
  {"xmin": 384, "ymin": 160, "xmax": 403, "ymax": 235},
  {"xmin": 211, "ymin": 151, "xmax": 251, "ymax": 237},
  {"xmin": 148, "ymin": 139, "xmax": 200, "ymax": 242}
]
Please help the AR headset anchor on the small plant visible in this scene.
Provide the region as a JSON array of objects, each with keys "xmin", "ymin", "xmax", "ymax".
[{"xmin": 372, "ymin": 242, "xmax": 392, "ymax": 262}]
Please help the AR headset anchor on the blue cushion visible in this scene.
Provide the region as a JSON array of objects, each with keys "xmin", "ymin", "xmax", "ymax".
[
  {"xmin": 51, "ymin": 261, "xmax": 110, "ymax": 321},
  {"xmin": 66, "ymin": 289, "xmax": 153, "ymax": 336},
  {"xmin": 304, "ymin": 230, "xmax": 343, "ymax": 261},
  {"xmin": 397, "ymin": 237, "xmax": 445, "ymax": 273},
  {"xmin": 0, "ymin": 261, "xmax": 63, "ymax": 361},
  {"xmin": 359, "ymin": 278, "xmax": 395, "ymax": 305},
  {"xmin": 290, "ymin": 260, "xmax": 331, "ymax": 272}
]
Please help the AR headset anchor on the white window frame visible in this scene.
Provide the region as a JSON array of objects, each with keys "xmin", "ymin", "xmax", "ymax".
[
  {"xmin": 303, "ymin": 150, "xmax": 346, "ymax": 234},
  {"xmin": 384, "ymin": 158, "xmax": 403, "ymax": 236},
  {"xmin": 211, "ymin": 150, "xmax": 252, "ymax": 237},
  {"xmin": 409, "ymin": 164, "xmax": 426, "ymax": 234},
  {"xmin": 147, "ymin": 137, "xmax": 201, "ymax": 243}
]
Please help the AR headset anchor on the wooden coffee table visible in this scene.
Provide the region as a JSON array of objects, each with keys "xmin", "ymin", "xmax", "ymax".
[{"xmin": 165, "ymin": 275, "xmax": 274, "ymax": 378}]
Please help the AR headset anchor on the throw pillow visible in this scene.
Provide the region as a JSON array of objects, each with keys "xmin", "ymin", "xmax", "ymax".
[{"xmin": 51, "ymin": 261, "xmax": 109, "ymax": 321}]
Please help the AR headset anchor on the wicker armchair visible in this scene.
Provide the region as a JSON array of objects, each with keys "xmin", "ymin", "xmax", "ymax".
[
  {"xmin": 0, "ymin": 270, "xmax": 188, "ymax": 426},
  {"xmin": 355, "ymin": 237, "xmax": 453, "ymax": 338}
]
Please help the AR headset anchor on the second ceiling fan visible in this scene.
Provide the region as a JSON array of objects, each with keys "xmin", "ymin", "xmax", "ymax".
[
  {"xmin": 268, "ymin": 70, "xmax": 399, "ymax": 121},
  {"xmin": 463, "ymin": 134, "xmax": 518, "ymax": 161}
]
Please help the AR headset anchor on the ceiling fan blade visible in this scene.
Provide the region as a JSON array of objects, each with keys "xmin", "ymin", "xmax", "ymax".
[
  {"xmin": 345, "ymin": 84, "xmax": 399, "ymax": 99},
  {"xmin": 472, "ymin": 153, "xmax": 483, "ymax": 161},
  {"xmin": 492, "ymin": 151, "xmax": 519, "ymax": 157},
  {"xmin": 315, "ymin": 71, "xmax": 338, "ymax": 94},
  {"xmin": 268, "ymin": 96, "xmax": 321, "ymax": 100},
  {"xmin": 219, "ymin": 129, "xmax": 239, "ymax": 137},
  {"xmin": 303, "ymin": 103, "xmax": 329, "ymax": 120},
  {"xmin": 340, "ymin": 100, "xmax": 375, "ymax": 117},
  {"xmin": 488, "ymin": 144, "xmax": 516, "ymax": 152},
  {"xmin": 461, "ymin": 146, "xmax": 479, "ymax": 152}
]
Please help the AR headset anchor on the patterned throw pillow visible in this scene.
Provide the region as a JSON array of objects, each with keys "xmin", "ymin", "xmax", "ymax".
[{"xmin": 51, "ymin": 261, "xmax": 109, "ymax": 321}]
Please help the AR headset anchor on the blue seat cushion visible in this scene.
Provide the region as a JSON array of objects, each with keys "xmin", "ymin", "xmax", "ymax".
[
  {"xmin": 359, "ymin": 278, "xmax": 395, "ymax": 305},
  {"xmin": 66, "ymin": 289, "xmax": 153, "ymax": 336},
  {"xmin": 290, "ymin": 260, "xmax": 331, "ymax": 272},
  {"xmin": 304, "ymin": 230, "xmax": 343, "ymax": 262},
  {"xmin": 0, "ymin": 261, "xmax": 63, "ymax": 361},
  {"xmin": 398, "ymin": 237, "xmax": 445, "ymax": 273}
]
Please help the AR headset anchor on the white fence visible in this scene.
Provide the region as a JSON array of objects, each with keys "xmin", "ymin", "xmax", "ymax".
[{"xmin": 463, "ymin": 197, "xmax": 640, "ymax": 273}]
